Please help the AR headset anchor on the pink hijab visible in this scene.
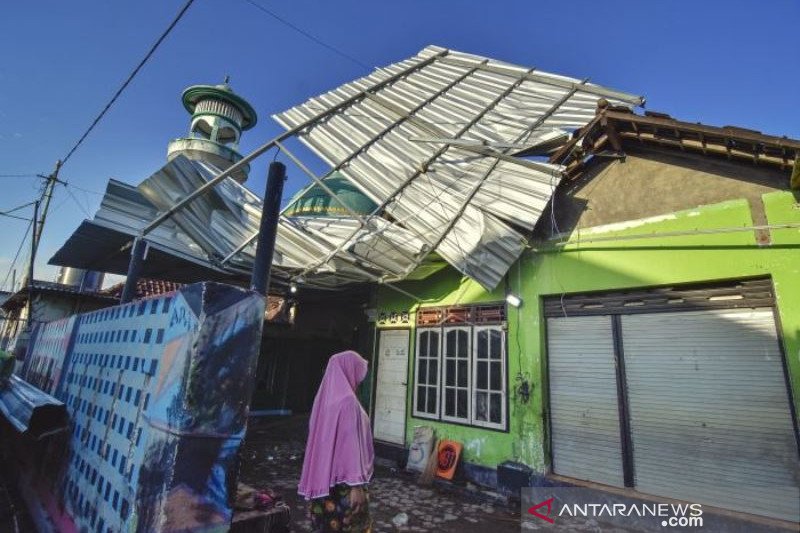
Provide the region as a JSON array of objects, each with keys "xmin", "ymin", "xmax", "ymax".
[{"xmin": 298, "ymin": 350, "xmax": 375, "ymax": 499}]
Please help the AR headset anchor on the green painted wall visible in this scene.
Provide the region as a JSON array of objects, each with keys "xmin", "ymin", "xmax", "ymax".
[{"xmin": 376, "ymin": 190, "xmax": 800, "ymax": 473}]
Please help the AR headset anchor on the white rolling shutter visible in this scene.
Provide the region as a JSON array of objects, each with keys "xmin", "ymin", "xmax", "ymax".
[
  {"xmin": 547, "ymin": 315, "xmax": 625, "ymax": 487},
  {"xmin": 622, "ymin": 309, "xmax": 800, "ymax": 522}
]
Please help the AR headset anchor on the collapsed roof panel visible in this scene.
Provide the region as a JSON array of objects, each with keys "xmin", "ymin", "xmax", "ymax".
[
  {"xmin": 136, "ymin": 156, "xmax": 431, "ymax": 288},
  {"xmin": 50, "ymin": 46, "xmax": 642, "ymax": 292},
  {"xmin": 274, "ymin": 45, "xmax": 643, "ymax": 288}
]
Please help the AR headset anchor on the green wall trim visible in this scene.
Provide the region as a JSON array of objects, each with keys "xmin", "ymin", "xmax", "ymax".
[{"xmin": 375, "ymin": 191, "xmax": 800, "ymax": 472}]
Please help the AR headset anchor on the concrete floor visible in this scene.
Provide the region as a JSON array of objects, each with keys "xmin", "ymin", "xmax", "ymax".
[{"xmin": 238, "ymin": 416, "xmax": 522, "ymax": 533}]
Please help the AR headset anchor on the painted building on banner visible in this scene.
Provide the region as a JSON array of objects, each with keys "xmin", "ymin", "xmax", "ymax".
[
  {"xmin": 369, "ymin": 108, "xmax": 800, "ymax": 524},
  {"xmin": 15, "ymin": 282, "xmax": 265, "ymax": 532}
]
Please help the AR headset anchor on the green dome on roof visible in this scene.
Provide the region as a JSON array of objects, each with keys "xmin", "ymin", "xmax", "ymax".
[{"xmin": 285, "ymin": 173, "xmax": 377, "ymax": 217}]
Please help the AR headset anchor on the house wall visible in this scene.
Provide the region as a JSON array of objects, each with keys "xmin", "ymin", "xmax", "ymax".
[
  {"xmin": 547, "ymin": 146, "xmax": 788, "ymax": 234},
  {"xmin": 0, "ymin": 292, "xmax": 115, "ymax": 356},
  {"xmin": 375, "ymin": 188, "xmax": 800, "ymax": 478},
  {"xmin": 376, "ymin": 270, "xmax": 512, "ymax": 467}
]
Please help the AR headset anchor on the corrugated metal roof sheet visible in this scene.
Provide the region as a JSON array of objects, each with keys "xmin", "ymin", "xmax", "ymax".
[
  {"xmin": 50, "ymin": 155, "xmax": 433, "ymax": 290},
  {"xmin": 0, "ymin": 375, "xmax": 68, "ymax": 439},
  {"xmin": 274, "ymin": 45, "xmax": 643, "ymax": 289},
  {"xmin": 50, "ymin": 46, "xmax": 642, "ymax": 292},
  {"xmin": 48, "ymin": 219, "xmax": 235, "ymax": 285},
  {"xmin": 137, "ymin": 156, "xmax": 433, "ymax": 288}
]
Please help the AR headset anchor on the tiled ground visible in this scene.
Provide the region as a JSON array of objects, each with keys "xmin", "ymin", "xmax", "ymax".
[{"xmin": 238, "ymin": 416, "xmax": 522, "ymax": 532}]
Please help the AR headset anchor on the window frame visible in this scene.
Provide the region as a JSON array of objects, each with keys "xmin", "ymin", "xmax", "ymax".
[
  {"xmin": 412, "ymin": 328, "xmax": 441, "ymax": 420},
  {"xmin": 471, "ymin": 325, "xmax": 508, "ymax": 430},
  {"xmin": 411, "ymin": 323, "xmax": 508, "ymax": 431},
  {"xmin": 440, "ymin": 326, "xmax": 472, "ymax": 425}
]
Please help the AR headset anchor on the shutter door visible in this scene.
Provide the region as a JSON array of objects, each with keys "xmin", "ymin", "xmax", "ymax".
[
  {"xmin": 547, "ymin": 315, "xmax": 625, "ymax": 487},
  {"xmin": 622, "ymin": 309, "xmax": 800, "ymax": 522}
]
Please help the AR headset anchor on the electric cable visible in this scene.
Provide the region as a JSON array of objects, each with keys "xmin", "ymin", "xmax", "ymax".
[
  {"xmin": 66, "ymin": 183, "xmax": 104, "ymax": 196},
  {"xmin": 0, "ymin": 201, "xmax": 36, "ymax": 222},
  {"xmin": 0, "ymin": 213, "xmax": 30, "ymax": 222},
  {"xmin": 242, "ymin": 0, "xmax": 370, "ymax": 71},
  {"xmin": 60, "ymin": 0, "xmax": 197, "ymax": 166},
  {"xmin": 0, "ymin": 218, "xmax": 33, "ymax": 292},
  {"xmin": 64, "ymin": 186, "xmax": 93, "ymax": 218}
]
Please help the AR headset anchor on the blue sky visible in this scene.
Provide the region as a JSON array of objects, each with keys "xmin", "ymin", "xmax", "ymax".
[{"xmin": 1, "ymin": 0, "xmax": 798, "ymax": 290}]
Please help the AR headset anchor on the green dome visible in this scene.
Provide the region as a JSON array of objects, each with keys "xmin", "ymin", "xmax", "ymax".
[{"xmin": 285, "ymin": 173, "xmax": 377, "ymax": 217}]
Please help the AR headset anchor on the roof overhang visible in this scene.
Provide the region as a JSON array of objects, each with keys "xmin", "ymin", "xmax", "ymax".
[
  {"xmin": 0, "ymin": 280, "xmax": 120, "ymax": 312},
  {"xmin": 552, "ymin": 106, "xmax": 800, "ymax": 180}
]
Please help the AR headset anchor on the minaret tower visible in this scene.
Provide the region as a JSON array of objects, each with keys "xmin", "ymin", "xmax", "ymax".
[{"xmin": 167, "ymin": 77, "xmax": 257, "ymax": 182}]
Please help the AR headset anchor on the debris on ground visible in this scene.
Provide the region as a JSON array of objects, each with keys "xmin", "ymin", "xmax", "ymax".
[
  {"xmin": 391, "ymin": 512, "xmax": 409, "ymax": 528},
  {"xmin": 239, "ymin": 416, "xmax": 521, "ymax": 532}
]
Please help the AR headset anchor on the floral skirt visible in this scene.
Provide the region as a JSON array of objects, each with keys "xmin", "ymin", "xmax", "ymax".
[{"xmin": 308, "ymin": 484, "xmax": 372, "ymax": 532}]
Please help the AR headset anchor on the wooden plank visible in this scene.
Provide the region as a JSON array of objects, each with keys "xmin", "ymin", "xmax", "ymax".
[{"xmin": 604, "ymin": 110, "xmax": 800, "ymax": 151}]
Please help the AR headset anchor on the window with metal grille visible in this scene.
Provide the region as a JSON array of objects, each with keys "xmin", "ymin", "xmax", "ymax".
[
  {"xmin": 473, "ymin": 326, "xmax": 506, "ymax": 429},
  {"xmin": 412, "ymin": 323, "xmax": 507, "ymax": 430},
  {"xmin": 413, "ymin": 329, "xmax": 440, "ymax": 419},
  {"xmin": 441, "ymin": 327, "xmax": 471, "ymax": 424}
]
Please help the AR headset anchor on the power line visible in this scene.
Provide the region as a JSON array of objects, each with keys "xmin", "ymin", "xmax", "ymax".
[
  {"xmin": 0, "ymin": 213, "xmax": 31, "ymax": 222},
  {"xmin": 67, "ymin": 183, "xmax": 105, "ymax": 196},
  {"xmin": 1, "ymin": 201, "xmax": 36, "ymax": 217},
  {"xmin": 0, "ymin": 201, "xmax": 35, "ymax": 222},
  {"xmin": 64, "ymin": 186, "xmax": 93, "ymax": 218},
  {"xmin": 242, "ymin": 0, "xmax": 370, "ymax": 71},
  {"xmin": 0, "ymin": 174, "xmax": 40, "ymax": 178},
  {"xmin": 0, "ymin": 218, "xmax": 33, "ymax": 292},
  {"xmin": 60, "ymin": 0, "xmax": 197, "ymax": 166}
]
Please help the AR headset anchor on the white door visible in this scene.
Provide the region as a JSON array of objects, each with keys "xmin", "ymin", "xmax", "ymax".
[{"xmin": 373, "ymin": 329, "xmax": 410, "ymax": 445}]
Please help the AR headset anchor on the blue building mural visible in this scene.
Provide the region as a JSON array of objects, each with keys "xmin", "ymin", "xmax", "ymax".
[{"xmin": 19, "ymin": 282, "xmax": 265, "ymax": 532}]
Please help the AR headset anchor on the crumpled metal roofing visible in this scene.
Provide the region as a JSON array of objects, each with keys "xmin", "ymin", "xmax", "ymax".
[
  {"xmin": 0, "ymin": 375, "xmax": 68, "ymax": 439},
  {"xmin": 49, "ymin": 179, "xmax": 236, "ymax": 284},
  {"xmin": 51, "ymin": 156, "xmax": 434, "ymax": 289},
  {"xmin": 51, "ymin": 46, "xmax": 642, "ymax": 292},
  {"xmin": 136, "ymin": 156, "xmax": 433, "ymax": 288},
  {"xmin": 274, "ymin": 45, "xmax": 643, "ymax": 289}
]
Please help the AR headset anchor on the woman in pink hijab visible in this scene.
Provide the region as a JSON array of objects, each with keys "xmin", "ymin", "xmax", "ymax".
[{"xmin": 299, "ymin": 351, "xmax": 374, "ymax": 532}]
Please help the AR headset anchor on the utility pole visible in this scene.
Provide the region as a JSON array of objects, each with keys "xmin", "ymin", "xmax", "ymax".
[
  {"xmin": 27, "ymin": 200, "xmax": 39, "ymax": 331},
  {"xmin": 34, "ymin": 160, "xmax": 64, "ymax": 252},
  {"xmin": 24, "ymin": 161, "xmax": 62, "ymax": 329}
]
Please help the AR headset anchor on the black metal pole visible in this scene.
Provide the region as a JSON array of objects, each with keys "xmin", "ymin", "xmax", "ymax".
[
  {"xmin": 120, "ymin": 238, "xmax": 148, "ymax": 304},
  {"xmin": 250, "ymin": 162, "xmax": 286, "ymax": 296},
  {"xmin": 26, "ymin": 201, "xmax": 39, "ymax": 330}
]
